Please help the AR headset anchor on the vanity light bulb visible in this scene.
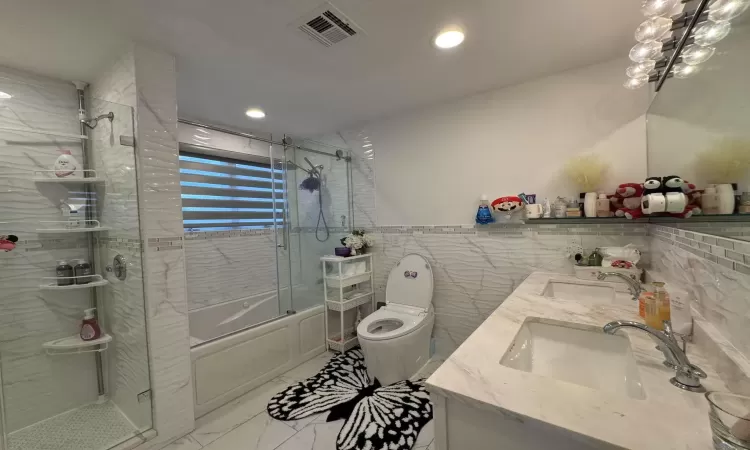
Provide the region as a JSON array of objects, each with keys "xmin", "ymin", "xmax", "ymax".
[
  {"xmin": 681, "ymin": 44, "xmax": 716, "ymax": 65},
  {"xmin": 693, "ymin": 21, "xmax": 731, "ymax": 45},
  {"xmin": 629, "ymin": 41, "xmax": 663, "ymax": 62},
  {"xmin": 635, "ymin": 17, "xmax": 673, "ymax": 42},
  {"xmin": 624, "ymin": 75, "xmax": 650, "ymax": 89},
  {"xmin": 641, "ymin": 0, "xmax": 680, "ymax": 17},
  {"xmin": 672, "ymin": 63, "xmax": 701, "ymax": 78},
  {"xmin": 708, "ymin": 0, "xmax": 750, "ymax": 22},
  {"xmin": 626, "ymin": 60, "xmax": 657, "ymax": 77}
]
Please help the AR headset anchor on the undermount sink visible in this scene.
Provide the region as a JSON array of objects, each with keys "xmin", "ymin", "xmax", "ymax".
[
  {"xmin": 500, "ymin": 318, "xmax": 646, "ymax": 399},
  {"xmin": 542, "ymin": 280, "xmax": 618, "ymax": 304}
]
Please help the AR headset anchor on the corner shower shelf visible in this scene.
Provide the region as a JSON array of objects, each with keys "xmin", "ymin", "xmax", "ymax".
[
  {"xmin": 39, "ymin": 274, "xmax": 109, "ymax": 290},
  {"xmin": 0, "ymin": 125, "xmax": 88, "ymax": 140},
  {"xmin": 42, "ymin": 333, "xmax": 112, "ymax": 355},
  {"xmin": 36, "ymin": 220, "xmax": 111, "ymax": 234},
  {"xmin": 326, "ymin": 332, "xmax": 359, "ymax": 353},
  {"xmin": 33, "ymin": 169, "xmax": 104, "ymax": 184},
  {"xmin": 325, "ymin": 271, "xmax": 373, "ymax": 289}
]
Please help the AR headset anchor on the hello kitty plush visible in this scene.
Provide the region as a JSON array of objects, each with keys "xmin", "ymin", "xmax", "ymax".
[
  {"xmin": 0, "ymin": 235, "xmax": 17, "ymax": 252},
  {"xmin": 613, "ymin": 183, "xmax": 644, "ymax": 219},
  {"xmin": 670, "ymin": 180, "xmax": 702, "ymax": 218},
  {"xmin": 54, "ymin": 150, "xmax": 80, "ymax": 178}
]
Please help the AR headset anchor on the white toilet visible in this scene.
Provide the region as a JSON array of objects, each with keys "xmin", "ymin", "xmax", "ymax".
[{"xmin": 357, "ymin": 254, "xmax": 435, "ymax": 386}]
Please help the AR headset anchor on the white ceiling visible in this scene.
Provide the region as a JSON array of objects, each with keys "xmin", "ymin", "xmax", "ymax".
[{"xmin": 0, "ymin": 0, "xmax": 644, "ymax": 136}]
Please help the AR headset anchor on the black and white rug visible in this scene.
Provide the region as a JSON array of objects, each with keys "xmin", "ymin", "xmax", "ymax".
[{"xmin": 267, "ymin": 348, "xmax": 433, "ymax": 450}]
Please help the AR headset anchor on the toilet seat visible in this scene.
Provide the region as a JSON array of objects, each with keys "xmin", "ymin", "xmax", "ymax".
[{"xmin": 357, "ymin": 305, "xmax": 430, "ymax": 341}]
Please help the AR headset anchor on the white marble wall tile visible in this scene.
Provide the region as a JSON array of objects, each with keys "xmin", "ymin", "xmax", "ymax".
[
  {"xmin": 184, "ymin": 234, "xmax": 278, "ymax": 310},
  {"xmin": 90, "ymin": 50, "xmax": 137, "ymax": 108},
  {"xmin": 134, "ymin": 46, "xmax": 184, "ymax": 239},
  {"xmin": 129, "ymin": 44, "xmax": 195, "ymax": 448},
  {"xmin": 650, "ymin": 234, "xmax": 750, "ymax": 360},
  {"xmin": 371, "ymin": 230, "xmax": 649, "ymax": 356}
]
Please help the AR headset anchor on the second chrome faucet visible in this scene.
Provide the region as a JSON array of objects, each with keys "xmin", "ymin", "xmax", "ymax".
[{"xmin": 603, "ymin": 319, "xmax": 707, "ymax": 392}]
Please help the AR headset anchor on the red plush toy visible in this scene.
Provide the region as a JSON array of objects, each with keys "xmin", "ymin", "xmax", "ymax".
[
  {"xmin": 612, "ymin": 183, "xmax": 644, "ymax": 220},
  {"xmin": 670, "ymin": 180, "xmax": 702, "ymax": 218}
]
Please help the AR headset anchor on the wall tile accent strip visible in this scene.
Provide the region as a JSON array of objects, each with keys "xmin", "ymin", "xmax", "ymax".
[
  {"xmin": 651, "ymin": 221, "xmax": 750, "ymax": 239},
  {"xmin": 146, "ymin": 236, "xmax": 184, "ymax": 251},
  {"xmin": 364, "ymin": 223, "xmax": 648, "ymax": 236},
  {"xmin": 185, "ymin": 229, "xmax": 273, "ymax": 240},
  {"xmin": 95, "ymin": 237, "xmax": 143, "ymax": 252},
  {"xmin": 650, "ymin": 225, "xmax": 750, "ymax": 275},
  {"xmin": 14, "ymin": 238, "xmax": 89, "ymax": 252}
]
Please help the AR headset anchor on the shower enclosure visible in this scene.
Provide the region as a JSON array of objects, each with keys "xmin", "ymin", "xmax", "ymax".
[
  {"xmin": 0, "ymin": 68, "xmax": 152, "ymax": 450},
  {"xmin": 179, "ymin": 121, "xmax": 354, "ymax": 346}
]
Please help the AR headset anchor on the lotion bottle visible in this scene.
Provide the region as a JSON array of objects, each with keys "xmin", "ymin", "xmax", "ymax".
[{"xmin": 80, "ymin": 308, "xmax": 102, "ymax": 341}]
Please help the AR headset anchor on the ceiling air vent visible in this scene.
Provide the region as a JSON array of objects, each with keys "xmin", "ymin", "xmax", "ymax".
[{"xmin": 293, "ymin": 2, "xmax": 363, "ymax": 48}]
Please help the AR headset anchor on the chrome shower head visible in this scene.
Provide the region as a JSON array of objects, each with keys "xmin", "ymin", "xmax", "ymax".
[{"xmin": 81, "ymin": 112, "xmax": 114, "ymax": 129}]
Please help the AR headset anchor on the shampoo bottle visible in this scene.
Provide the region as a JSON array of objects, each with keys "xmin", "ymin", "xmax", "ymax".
[{"xmin": 80, "ymin": 308, "xmax": 102, "ymax": 341}]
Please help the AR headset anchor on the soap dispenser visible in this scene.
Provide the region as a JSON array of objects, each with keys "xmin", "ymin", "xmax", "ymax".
[
  {"xmin": 475, "ymin": 194, "xmax": 495, "ymax": 225},
  {"xmin": 80, "ymin": 308, "xmax": 102, "ymax": 341}
]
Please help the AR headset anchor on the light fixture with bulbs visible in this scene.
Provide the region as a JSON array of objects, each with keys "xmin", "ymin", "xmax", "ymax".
[
  {"xmin": 623, "ymin": 0, "xmax": 749, "ymax": 90},
  {"xmin": 434, "ymin": 26, "xmax": 465, "ymax": 49},
  {"xmin": 245, "ymin": 108, "xmax": 266, "ymax": 119}
]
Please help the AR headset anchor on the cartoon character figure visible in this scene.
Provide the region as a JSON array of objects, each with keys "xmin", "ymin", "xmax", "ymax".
[
  {"xmin": 662, "ymin": 175, "xmax": 685, "ymax": 193},
  {"xmin": 0, "ymin": 235, "xmax": 18, "ymax": 252},
  {"xmin": 662, "ymin": 175, "xmax": 689, "ymax": 215},
  {"xmin": 54, "ymin": 150, "xmax": 79, "ymax": 178},
  {"xmin": 641, "ymin": 176, "xmax": 666, "ymax": 215},
  {"xmin": 613, "ymin": 183, "xmax": 644, "ymax": 220},
  {"xmin": 491, "ymin": 196, "xmax": 524, "ymax": 213}
]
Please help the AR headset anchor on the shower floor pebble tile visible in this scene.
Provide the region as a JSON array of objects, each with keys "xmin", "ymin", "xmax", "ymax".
[
  {"xmin": 7, "ymin": 401, "xmax": 137, "ymax": 450},
  {"xmin": 163, "ymin": 352, "xmax": 440, "ymax": 450}
]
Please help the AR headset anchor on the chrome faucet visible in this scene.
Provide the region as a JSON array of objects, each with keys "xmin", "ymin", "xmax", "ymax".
[
  {"xmin": 597, "ymin": 272, "xmax": 642, "ymax": 300},
  {"xmin": 603, "ymin": 319, "xmax": 707, "ymax": 392}
]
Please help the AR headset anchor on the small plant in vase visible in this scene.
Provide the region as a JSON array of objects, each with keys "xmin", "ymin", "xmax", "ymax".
[{"xmin": 341, "ymin": 229, "xmax": 374, "ymax": 256}]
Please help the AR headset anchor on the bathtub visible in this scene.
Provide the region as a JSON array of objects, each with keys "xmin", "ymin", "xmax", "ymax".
[{"xmin": 190, "ymin": 298, "xmax": 326, "ymax": 417}]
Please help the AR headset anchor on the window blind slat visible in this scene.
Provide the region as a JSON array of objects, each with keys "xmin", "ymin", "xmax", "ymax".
[
  {"xmin": 179, "ymin": 150, "xmax": 283, "ymax": 232},
  {"xmin": 179, "ymin": 173, "xmax": 279, "ymax": 190}
]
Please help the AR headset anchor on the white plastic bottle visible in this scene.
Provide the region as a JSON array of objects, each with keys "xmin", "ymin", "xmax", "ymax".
[{"xmin": 54, "ymin": 150, "xmax": 80, "ymax": 178}]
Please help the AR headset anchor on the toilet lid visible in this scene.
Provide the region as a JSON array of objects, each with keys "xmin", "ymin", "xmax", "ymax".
[{"xmin": 386, "ymin": 254, "xmax": 433, "ymax": 311}]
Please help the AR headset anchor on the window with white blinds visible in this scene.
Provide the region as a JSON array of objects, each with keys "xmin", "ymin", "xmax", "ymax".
[{"xmin": 179, "ymin": 150, "xmax": 284, "ymax": 232}]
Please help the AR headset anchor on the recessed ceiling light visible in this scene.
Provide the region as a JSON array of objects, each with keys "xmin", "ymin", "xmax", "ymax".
[
  {"xmin": 0, "ymin": 91, "xmax": 12, "ymax": 99},
  {"xmin": 434, "ymin": 27, "xmax": 465, "ymax": 49},
  {"xmin": 245, "ymin": 108, "xmax": 266, "ymax": 119}
]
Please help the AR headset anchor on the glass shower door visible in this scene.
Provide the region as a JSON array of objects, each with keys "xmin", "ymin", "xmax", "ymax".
[
  {"xmin": 282, "ymin": 139, "xmax": 353, "ymax": 314},
  {"xmin": 0, "ymin": 93, "xmax": 151, "ymax": 450}
]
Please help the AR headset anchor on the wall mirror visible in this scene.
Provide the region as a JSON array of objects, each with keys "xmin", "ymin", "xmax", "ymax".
[{"xmin": 646, "ymin": 2, "xmax": 750, "ymax": 241}]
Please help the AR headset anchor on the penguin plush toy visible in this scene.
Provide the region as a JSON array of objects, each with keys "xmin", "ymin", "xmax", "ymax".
[
  {"xmin": 662, "ymin": 175, "xmax": 688, "ymax": 213},
  {"xmin": 641, "ymin": 177, "xmax": 665, "ymax": 215}
]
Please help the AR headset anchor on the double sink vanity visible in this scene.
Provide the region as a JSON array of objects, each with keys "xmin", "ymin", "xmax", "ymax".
[{"xmin": 427, "ymin": 271, "xmax": 749, "ymax": 449}]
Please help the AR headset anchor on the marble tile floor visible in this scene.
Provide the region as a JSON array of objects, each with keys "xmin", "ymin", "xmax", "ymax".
[{"xmin": 164, "ymin": 352, "xmax": 443, "ymax": 450}]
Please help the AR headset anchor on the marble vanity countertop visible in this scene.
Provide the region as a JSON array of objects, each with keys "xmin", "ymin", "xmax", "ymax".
[{"xmin": 426, "ymin": 271, "xmax": 735, "ymax": 450}]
